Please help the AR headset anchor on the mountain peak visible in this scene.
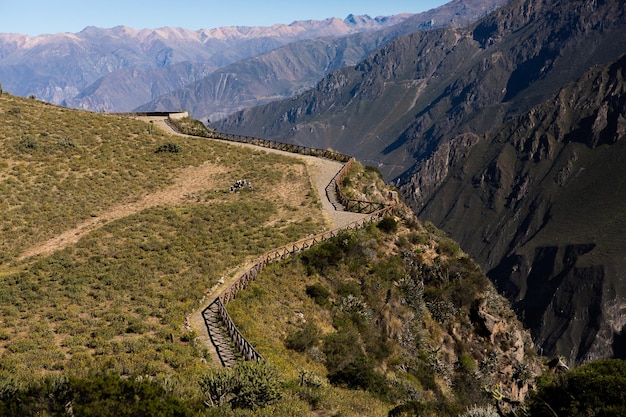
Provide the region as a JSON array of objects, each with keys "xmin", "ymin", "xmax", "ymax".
[{"xmin": 344, "ymin": 13, "xmax": 373, "ymax": 25}]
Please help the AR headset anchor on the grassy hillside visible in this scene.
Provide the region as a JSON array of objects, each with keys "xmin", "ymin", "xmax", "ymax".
[
  {"xmin": 0, "ymin": 94, "xmax": 545, "ymax": 416},
  {"xmin": 0, "ymin": 94, "xmax": 325, "ymax": 397}
]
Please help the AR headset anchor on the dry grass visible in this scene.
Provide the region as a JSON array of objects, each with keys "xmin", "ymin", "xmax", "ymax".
[{"xmin": 0, "ymin": 95, "xmax": 326, "ymax": 396}]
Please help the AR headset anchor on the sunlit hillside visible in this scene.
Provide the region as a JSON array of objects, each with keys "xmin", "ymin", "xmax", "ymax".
[{"xmin": 0, "ymin": 94, "xmax": 324, "ymax": 399}]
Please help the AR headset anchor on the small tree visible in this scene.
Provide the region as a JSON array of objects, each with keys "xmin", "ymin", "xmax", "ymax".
[
  {"xmin": 155, "ymin": 142, "xmax": 182, "ymax": 153},
  {"xmin": 199, "ymin": 361, "xmax": 282, "ymax": 410},
  {"xmin": 285, "ymin": 322, "xmax": 321, "ymax": 352},
  {"xmin": 0, "ymin": 81, "xmax": 3, "ymax": 95},
  {"xmin": 377, "ymin": 217, "xmax": 398, "ymax": 233}
]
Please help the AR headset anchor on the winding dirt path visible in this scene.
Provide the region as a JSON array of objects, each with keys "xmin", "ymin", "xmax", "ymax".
[
  {"xmin": 17, "ymin": 116, "xmax": 369, "ymax": 367},
  {"xmin": 147, "ymin": 118, "xmax": 370, "ymax": 367},
  {"xmin": 16, "ymin": 161, "xmax": 227, "ymax": 262}
]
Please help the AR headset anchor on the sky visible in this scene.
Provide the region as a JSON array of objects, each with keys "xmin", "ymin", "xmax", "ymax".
[{"xmin": 1, "ymin": 0, "xmax": 450, "ymax": 36}]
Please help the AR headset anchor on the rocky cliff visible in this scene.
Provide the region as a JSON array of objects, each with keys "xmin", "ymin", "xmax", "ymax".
[{"xmin": 404, "ymin": 55, "xmax": 626, "ymax": 362}]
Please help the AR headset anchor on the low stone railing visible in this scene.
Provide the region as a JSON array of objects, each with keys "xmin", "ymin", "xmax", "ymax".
[{"xmin": 208, "ymin": 131, "xmax": 352, "ymax": 163}]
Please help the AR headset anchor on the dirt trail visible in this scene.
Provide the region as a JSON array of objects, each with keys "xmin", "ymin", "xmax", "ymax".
[
  {"xmin": 17, "ymin": 161, "xmax": 227, "ymax": 261},
  {"xmin": 148, "ymin": 118, "xmax": 371, "ymax": 366}
]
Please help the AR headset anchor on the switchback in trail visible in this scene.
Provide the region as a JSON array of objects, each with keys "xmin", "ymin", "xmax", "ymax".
[{"xmin": 146, "ymin": 117, "xmax": 382, "ymax": 368}]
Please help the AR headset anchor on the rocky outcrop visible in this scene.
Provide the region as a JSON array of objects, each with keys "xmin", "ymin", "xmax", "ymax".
[
  {"xmin": 406, "ymin": 55, "xmax": 626, "ymax": 364},
  {"xmin": 470, "ymin": 296, "xmax": 535, "ymax": 403}
]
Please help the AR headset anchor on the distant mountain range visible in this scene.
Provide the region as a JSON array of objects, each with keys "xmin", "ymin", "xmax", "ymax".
[
  {"xmin": 0, "ymin": 0, "xmax": 506, "ymax": 118},
  {"xmin": 214, "ymin": 0, "xmax": 626, "ymax": 363},
  {"xmin": 0, "ymin": 14, "xmax": 410, "ymax": 109},
  {"xmin": 136, "ymin": 0, "xmax": 508, "ymax": 121}
]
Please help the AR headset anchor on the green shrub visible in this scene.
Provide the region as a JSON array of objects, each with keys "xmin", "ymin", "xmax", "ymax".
[
  {"xmin": 0, "ymin": 373, "xmax": 199, "ymax": 417},
  {"xmin": 424, "ymin": 221, "xmax": 444, "ymax": 236},
  {"xmin": 526, "ymin": 359, "xmax": 626, "ymax": 417},
  {"xmin": 427, "ymin": 300, "xmax": 458, "ymax": 323},
  {"xmin": 299, "ymin": 230, "xmax": 360, "ymax": 274},
  {"xmin": 285, "ymin": 322, "xmax": 321, "ymax": 352},
  {"xmin": 327, "ymin": 354, "xmax": 390, "ymax": 400},
  {"xmin": 437, "ymin": 237, "xmax": 461, "ymax": 257},
  {"xmin": 155, "ymin": 142, "xmax": 182, "ymax": 153},
  {"xmin": 458, "ymin": 354, "xmax": 477, "ymax": 374},
  {"xmin": 389, "ymin": 401, "xmax": 430, "ymax": 417},
  {"xmin": 328, "ymin": 355, "xmax": 374, "ymax": 389},
  {"xmin": 18, "ymin": 135, "xmax": 38, "ymax": 151},
  {"xmin": 336, "ymin": 281, "xmax": 361, "ymax": 298},
  {"xmin": 57, "ymin": 136, "xmax": 76, "ymax": 148},
  {"xmin": 377, "ymin": 217, "xmax": 398, "ymax": 233},
  {"xmin": 323, "ymin": 327, "xmax": 362, "ymax": 372},
  {"xmin": 199, "ymin": 361, "xmax": 282, "ymax": 410},
  {"xmin": 300, "ymin": 241, "xmax": 344, "ymax": 274},
  {"xmin": 305, "ymin": 283, "xmax": 330, "ymax": 306},
  {"xmin": 180, "ymin": 330, "xmax": 198, "ymax": 343},
  {"xmin": 321, "ymin": 327, "xmax": 389, "ymax": 397},
  {"xmin": 364, "ymin": 165, "xmax": 382, "ymax": 177},
  {"xmin": 293, "ymin": 371, "xmax": 328, "ymax": 409}
]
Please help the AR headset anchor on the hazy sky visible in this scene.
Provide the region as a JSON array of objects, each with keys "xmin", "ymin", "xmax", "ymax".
[{"xmin": 1, "ymin": 0, "xmax": 450, "ymax": 36}]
